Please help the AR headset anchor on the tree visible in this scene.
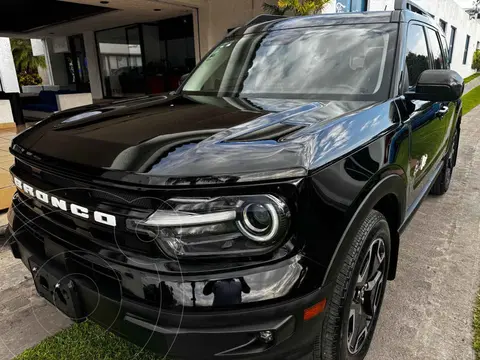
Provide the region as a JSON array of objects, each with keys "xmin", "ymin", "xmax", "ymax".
[
  {"xmin": 10, "ymin": 39, "xmax": 46, "ymax": 74},
  {"xmin": 262, "ymin": 2, "xmax": 291, "ymax": 15},
  {"xmin": 263, "ymin": 0, "xmax": 331, "ymax": 16},
  {"xmin": 468, "ymin": 0, "xmax": 480, "ymax": 19},
  {"xmin": 472, "ymin": 49, "xmax": 480, "ymax": 71}
]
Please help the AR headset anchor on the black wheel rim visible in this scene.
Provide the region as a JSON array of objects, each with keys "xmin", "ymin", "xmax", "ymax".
[
  {"xmin": 347, "ymin": 238, "xmax": 387, "ymax": 355},
  {"xmin": 444, "ymin": 131, "xmax": 458, "ymax": 189}
]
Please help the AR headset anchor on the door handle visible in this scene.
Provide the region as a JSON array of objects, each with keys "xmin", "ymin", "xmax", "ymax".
[{"xmin": 435, "ymin": 106, "xmax": 449, "ymax": 118}]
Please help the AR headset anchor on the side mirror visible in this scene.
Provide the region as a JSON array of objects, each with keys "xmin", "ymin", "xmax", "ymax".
[
  {"xmin": 406, "ymin": 70, "xmax": 464, "ymax": 102},
  {"xmin": 179, "ymin": 73, "xmax": 190, "ymax": 87}
]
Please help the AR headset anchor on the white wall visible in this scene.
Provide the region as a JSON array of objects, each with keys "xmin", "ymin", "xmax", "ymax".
[
  {"xmin": 198, "ymin": 0, "xmax": 282, "ymax": 56},
  {"xmin": 0, "ymin": 38, "xmax": 20, "ymax": 93},
  {"xmin": 0, "ymin": 100, "xmax": 14, "ymax": 124}
]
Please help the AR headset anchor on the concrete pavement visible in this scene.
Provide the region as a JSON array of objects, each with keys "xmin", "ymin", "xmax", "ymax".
[
  {"xmin": 366, "ymin": 106, "xmax": 480, "ymax": 360},
  {"xmin": 0, "ymin": 107, "xmax": 480, "ymax": 359},
  {"xmin": 0, "ymin": 242, "xmax": 71, "ymax": 360}
]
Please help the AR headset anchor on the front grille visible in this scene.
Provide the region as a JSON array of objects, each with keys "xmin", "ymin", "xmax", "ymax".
[
  {"xmin": 15, "ymin": 158, "xmax": 159, "ymax": 209},
  {"xmin": 12, "ymin": 159, "xmax": 161, "ymax": 256},
  {"xmin": 15, "ymin": 191, "xmax": 158, "ymax": 255}
]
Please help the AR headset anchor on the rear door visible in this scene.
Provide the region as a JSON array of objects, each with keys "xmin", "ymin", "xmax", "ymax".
[{"xmin": 404, "ymin": 23, "xmax": 450, "ymax": 210}]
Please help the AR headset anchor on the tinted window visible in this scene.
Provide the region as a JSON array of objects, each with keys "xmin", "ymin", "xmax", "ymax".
[
  {"xmin": 439, "ymin": 19, "xmax": 447, "ymax": 33},
  {"xmin": 426, "ymin": 28, "xmax": 445, "ymax": 69},
  {"xmin": 183, "ymin": 24, "xmax": 397, "ymax": 100},
  {"xmin": 406, "ymin": 24, "xmax": 430, "ymax": 87},
  {"xmin": 463, "ymin": 35, "xmax": 471, "ymax": 65},
  {"xmin": 449, "ymin": 26, "xmax": 456, "ymax": 64}
]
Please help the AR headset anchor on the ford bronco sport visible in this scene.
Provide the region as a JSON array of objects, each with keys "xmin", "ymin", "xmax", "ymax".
[{"xmin": 7, "ymin": 1, "xmax": 463, "ymax": 359}]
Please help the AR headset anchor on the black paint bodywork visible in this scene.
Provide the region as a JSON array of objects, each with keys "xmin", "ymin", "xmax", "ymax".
[{"xmin": 8, "ymin": 9, "xmax": 462, "ymax": 360}]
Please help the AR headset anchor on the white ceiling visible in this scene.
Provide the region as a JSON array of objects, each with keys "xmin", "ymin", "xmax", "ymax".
[{"xmin": 5, "ymin": 0, "xmax": 207, "ymax": 38}]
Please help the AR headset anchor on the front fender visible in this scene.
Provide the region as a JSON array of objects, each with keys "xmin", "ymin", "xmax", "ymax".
[{"xmin": 321, "ymin": 172, "xmax": 406, "ymax": 285}]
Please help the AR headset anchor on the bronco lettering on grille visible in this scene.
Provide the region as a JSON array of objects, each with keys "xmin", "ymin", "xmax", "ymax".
[{"xmin": 13, "ymin": 177, "xmax": 117, "ymax": 227}]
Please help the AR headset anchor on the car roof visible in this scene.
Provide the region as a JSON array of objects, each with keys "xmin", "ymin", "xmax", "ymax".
[
  {"xmin": 231, "ymin": 12, "xmax": 393, "ymax": 36},
  {"xmin": 230, "ymin": 9, "xmax": 440, "ymax": 37}
]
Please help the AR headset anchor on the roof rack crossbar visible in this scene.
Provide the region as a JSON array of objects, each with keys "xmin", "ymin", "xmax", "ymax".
[{"xmin": 244, "ymin": 14, "xmax": 286, "ymax": 27}]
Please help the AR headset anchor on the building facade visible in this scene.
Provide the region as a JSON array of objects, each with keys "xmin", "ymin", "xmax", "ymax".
[{"xmin": 0, "ymin": 0, "xmax": 479, "ymax": 101}]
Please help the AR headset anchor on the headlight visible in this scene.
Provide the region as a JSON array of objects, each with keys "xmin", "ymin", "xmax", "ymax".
[{"xmin": 127, "ymin": 195, "xmax": 290, "ymax": 258}]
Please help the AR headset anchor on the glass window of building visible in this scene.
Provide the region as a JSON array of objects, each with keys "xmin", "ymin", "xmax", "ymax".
[
  {"xmin": 449, "ymin": 26, "xmax": 456, "ymax": 64},
  {"xmin": 439, "ymin": 19, "xmax": 447, "ymax": 33},
  {"xmin": 96, "ymin": 15, "xmax": 195, "ymax": 98},
  {"xmin": 463, "ymin": 35, "xmax": 471, "ymax": 65},
  {"xmin": 335, "ymin": 0, "xmax": 367, "ymax": 13},
  {"xmin": 96, "ymin": 26, "xmax": 143, "ymax": 98}
]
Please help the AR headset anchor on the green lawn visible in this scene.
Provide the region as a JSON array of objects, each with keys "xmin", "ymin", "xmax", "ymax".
[
  {"xmin": 462, "ymin": 85, "xmax": 480, "ymax": 115},
  {"xmin": 474, "ymin": 292, "xmax": 480, "ymax": 360},
  {"xmin": 14, "ymin": 321, "xmax": 162, "ymax": 360},
  {"xmin": 465, "ymin": 72, "xmax": 480, "ymax": 84}
]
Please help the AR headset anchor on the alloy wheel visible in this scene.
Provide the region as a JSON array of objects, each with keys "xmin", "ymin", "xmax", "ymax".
[
  {"xmin": 347, "ymin": 238, "xmax": 387, "ymax": 355},
  {"xmin": 444, "ymin": 131, "xmax": 458, "ymax": 189}
]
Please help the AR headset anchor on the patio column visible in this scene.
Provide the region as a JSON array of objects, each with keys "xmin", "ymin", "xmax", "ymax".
[{"xmin": 0, "ymin": 37, "xmax": 20, "ymax": 128}]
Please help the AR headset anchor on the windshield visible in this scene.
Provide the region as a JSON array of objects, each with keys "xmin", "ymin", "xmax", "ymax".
[{"xmin": 183, "ymin": 24, "xmax": 397, "ymax": 100}]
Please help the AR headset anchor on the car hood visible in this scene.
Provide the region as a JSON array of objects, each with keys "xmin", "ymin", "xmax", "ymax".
[{"xmin": 12, "ymin": 94, "xmax": 393, "ymax": 185}]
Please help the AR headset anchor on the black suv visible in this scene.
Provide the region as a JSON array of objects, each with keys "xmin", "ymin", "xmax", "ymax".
[{"xmin": 7, "ymin": 1, "xmax": 463, "ymax": 359}]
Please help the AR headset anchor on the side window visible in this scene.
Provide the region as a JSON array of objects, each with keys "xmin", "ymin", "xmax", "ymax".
[
  {"xmin": 426, "ymin": 28, "xmax": 446, "ymax": 69},
  {"xmin": 405, "ymin": 24, "xmax": 431, "ymax": 88}
]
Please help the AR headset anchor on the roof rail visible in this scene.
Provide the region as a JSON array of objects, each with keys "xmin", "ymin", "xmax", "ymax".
[
  {"xmin": 244, "ymin": 14, "xmax": 286, "ymax": 27},
  {"xmin": 394, "ymin": 0, "xmax": 434, "ymax": 18}
]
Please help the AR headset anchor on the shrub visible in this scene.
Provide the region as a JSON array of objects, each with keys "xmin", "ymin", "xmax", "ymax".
[
  {"xmin": 18, "ymin": 72, "xmax": 43, "ymax": 86},
  {"xmin": 472, "ymin": 49, "xmax": 480, "ymax": 71}
]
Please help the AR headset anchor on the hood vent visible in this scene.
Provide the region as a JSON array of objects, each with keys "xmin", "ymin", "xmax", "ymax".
[
  {"xmin": 148, "ymin": 142, "xmax": 199, "ymax": 172},
  {"xmin": 227, "ymin": 123, "xmax": 304, "ymax": 143}
]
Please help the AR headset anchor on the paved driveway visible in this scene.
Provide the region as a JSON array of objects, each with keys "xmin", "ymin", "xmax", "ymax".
[
  {"xmin": 366, "ymin": 106, "xmax": 480, "ymax": 360},
  {"xmin": 1, "ymin": 108, "xmax": 480, "ymax": 360}
]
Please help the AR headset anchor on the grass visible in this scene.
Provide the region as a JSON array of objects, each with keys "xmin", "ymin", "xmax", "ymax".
[
  {"xmin": 461, "ymin": 84, "xmax": 480, "ymax": 115},
  {"xmin": 464, "ymin": 72, "xmax": 480, "ymax": 84},
  {"xmin": 14, "ymin": 321, "xmax": 162, "ymax": 360},
  {"xmin": 474, "ymin": 292, "xmax": 480, "ymax": 360}
]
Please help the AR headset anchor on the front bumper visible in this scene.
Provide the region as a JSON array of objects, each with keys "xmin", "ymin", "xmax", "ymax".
[{"xmin": 8, "ymin": 202, "xmax": 332, "ymax": 360}]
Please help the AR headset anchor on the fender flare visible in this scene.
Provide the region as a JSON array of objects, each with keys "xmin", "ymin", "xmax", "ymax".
[{"xmin": 322, "ymin": 173, "xmax": 406, "ymax": 286}]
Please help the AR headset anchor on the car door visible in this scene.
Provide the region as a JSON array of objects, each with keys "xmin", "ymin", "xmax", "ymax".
[{"xmin": 403, "ymin": 23, "xmax": 451, "ymax": 210}]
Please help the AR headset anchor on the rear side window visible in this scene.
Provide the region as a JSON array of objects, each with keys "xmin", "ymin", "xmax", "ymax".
[
  {"xmin": 405, "ymin": 24, "xmax": 430, "ymax": 88},
  {"xmin": 426, "ymin": 28, "xmax": 446, "ymax": 69}
]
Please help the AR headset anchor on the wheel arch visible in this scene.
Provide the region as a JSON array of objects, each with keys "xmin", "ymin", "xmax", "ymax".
[
  {"xmin": 322, "ymin": 173, "xmax": 406, "ymax": 286},
  {"xmin": 373, "ymin": 193, "xmax": 401, "ymax": 280}
]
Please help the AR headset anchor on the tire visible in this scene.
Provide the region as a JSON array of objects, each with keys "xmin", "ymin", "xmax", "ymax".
[
  {"xmin": 430, "ymin": 129, "xmax": 459, "ymax": 196},
  {"xmin": 312, "ymin": 210, "xmax": 391, "ymax": 360}
]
